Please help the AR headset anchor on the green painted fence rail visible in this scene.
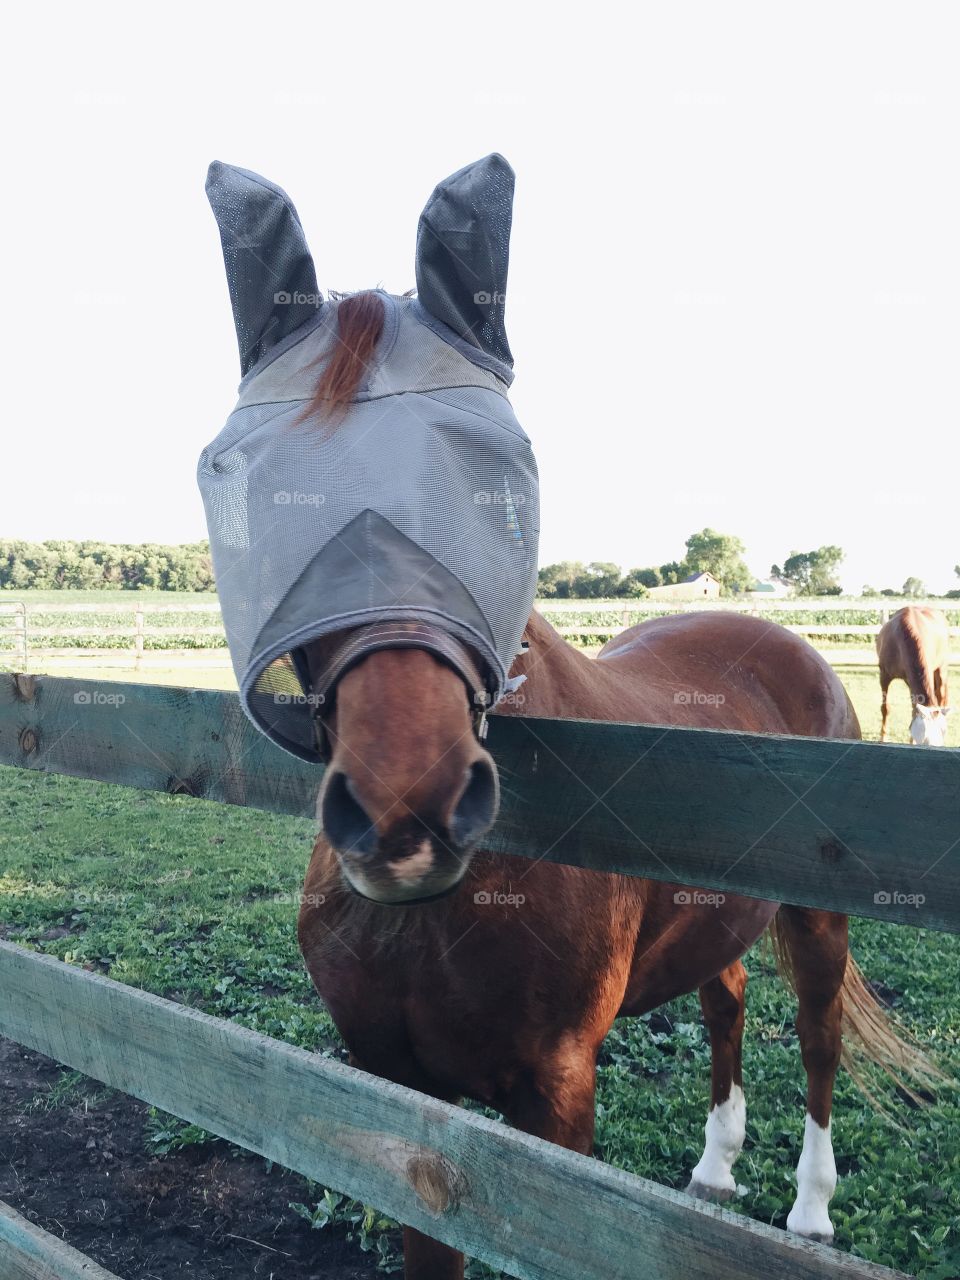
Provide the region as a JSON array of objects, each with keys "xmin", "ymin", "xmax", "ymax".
[
  {"xmin": 1, "ymin": 674, "xmax": 958, "ymax": 932},
  {"xmin": 0, "ymin": 941, "xmax": 906, "ymax": 1280},
  {"xmin": 0, "ymin": 1199, "xmax": 120, "ymax": 1280}
]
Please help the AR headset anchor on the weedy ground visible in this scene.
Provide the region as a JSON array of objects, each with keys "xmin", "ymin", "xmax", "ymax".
[{"xmin": 1, "ymin": 760, "xmax": 958, "ymax": 1276}]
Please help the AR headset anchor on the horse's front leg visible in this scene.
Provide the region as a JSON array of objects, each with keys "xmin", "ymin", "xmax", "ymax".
[
  {"xmin": 499, "ymin": 1039, "xmax": 598, "ymax": 1154},
  {"xmin": 342, "ymin": 1054, "xmax": 465, "ymax": 1280},
  {"xmin": 879, "ymin": 677, "xmax": 893, "ymax": 741},
  {"xmin": 403, "ymin": 1046, "xmax": 598, "ymax": 1279},
  {"xmin": 401, "ymin": 1227, "xmax": 464, "ymax": 1280}
]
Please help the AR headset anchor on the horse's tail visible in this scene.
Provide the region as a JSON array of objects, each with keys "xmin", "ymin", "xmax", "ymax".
[{"xmin": 767, "ymin": 916, "xmax": 945, "ymax": 1118}]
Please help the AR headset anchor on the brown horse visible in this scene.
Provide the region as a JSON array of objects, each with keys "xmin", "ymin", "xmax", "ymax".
[
  {"xmin": 295, "ymin": 297, "xmax": 933, "ymax": 1280},
  {"xmin": 876, "ymin": 606, "xmax": 951, "ymax": 745}
]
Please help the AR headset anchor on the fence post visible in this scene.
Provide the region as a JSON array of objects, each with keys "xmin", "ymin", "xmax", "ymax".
[
  {"xmin": 13, "ymin": 603, "xmax": 27, "ymax": 672},
  {"xmin": 134, "ymin": 609, "xmax": 144, "ymax": 671}
]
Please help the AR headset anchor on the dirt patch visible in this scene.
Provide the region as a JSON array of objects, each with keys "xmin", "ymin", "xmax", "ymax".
[{"xmin": 0, "ymin": 1037, "xmax": 383, "ymax": 1278}]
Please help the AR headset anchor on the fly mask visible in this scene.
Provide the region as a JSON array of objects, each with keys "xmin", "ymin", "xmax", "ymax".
[{"xmin": 199, "ymin": 155, "xmax": 540, "ymax": 761}]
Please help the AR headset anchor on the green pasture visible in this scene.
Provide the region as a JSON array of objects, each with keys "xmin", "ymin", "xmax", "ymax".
[{"xmin": 1, "ymin": 751, "xmax": 960, "ymax": 1275}]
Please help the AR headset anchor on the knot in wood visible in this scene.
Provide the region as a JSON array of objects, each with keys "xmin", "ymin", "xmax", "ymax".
[
  {"xmin": 818, "ymin": 837, "xmax": 844, "ymax": 863},
  {"xmin": 18, "ymin": 727, "xmax": 39, "ymax": 755},
  {"xmin": 167, "ymin": 774, "xmax": 202, "ymax": 798},
  {"xmin": 13, "ymin": 674, "xmax": 36, "ymax": 701},
  {"xmin": 406, "ymin": 1153, "xmax": 459, "ymax": 1215}
]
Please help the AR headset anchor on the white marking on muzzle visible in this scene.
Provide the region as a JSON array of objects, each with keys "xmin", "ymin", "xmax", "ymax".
[{"xmin": 387, "ymin": 840, "xmax": 435, "ymax": 885}]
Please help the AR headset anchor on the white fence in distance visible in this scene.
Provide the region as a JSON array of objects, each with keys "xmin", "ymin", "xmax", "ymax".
[{"xmin": 1, "ymin": 599, "xmax": 958, "ymax": 671}]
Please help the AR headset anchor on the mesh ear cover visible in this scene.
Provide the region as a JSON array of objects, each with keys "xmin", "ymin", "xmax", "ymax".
[
  {"xmin": 206, "ymin": 162, "xmax": 322, "ymax": 376},
  {"xmin": 415, "ymin": 153, "xmax": 514, "ymax": 367},
  {"xmin": 201, "ymin": 156, "xmax": 539, "ymax": 762}
]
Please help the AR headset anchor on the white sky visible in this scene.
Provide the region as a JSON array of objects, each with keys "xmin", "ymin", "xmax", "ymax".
[{"xmin": 3, "ymin": 2, "xmax": 957, "ymax": 593}]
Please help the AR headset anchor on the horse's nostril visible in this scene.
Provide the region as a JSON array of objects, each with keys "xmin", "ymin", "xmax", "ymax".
[
  {"xmin": 450, "ymin": 758, "xmax": 499, "ymax": 851},
  {"xmin": 320, "ymin": 770, "xmax": 379, "ymax": 856}
]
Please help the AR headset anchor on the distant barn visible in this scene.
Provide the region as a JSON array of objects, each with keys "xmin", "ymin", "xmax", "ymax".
[
  {"xmin": 748, "ymin": 579, "xmax": 792, "ymax": 599},
  {"xmin": 647, "ymin": 571, "xmax": 721, "ymax": 601}
]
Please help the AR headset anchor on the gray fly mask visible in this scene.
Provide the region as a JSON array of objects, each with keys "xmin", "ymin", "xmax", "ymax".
[{"xmin": 199, "ymin": 155, "xmax": 540, "ymax": 761}]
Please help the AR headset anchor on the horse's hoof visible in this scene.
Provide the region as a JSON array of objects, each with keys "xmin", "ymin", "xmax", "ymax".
[
  {"xmin": 686, "ymin": 1178, "xmax": 736, "ymax": 1203},
  {"xmin": 787, "ymin": 1205, "xmax": 834, "ymax": 1243}
]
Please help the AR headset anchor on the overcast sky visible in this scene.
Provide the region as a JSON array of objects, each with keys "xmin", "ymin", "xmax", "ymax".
[{"xmin": 3, "ymin": 2, "xmax": 957, "ymax": 593}]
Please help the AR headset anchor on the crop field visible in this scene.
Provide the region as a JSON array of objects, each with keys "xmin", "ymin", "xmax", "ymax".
[
  {"xmin": 1, "ymin": 766, "xmax": 959, "ymax": 1276},
  {"xmin": 3, "ymin": 592, "xmax": 959, "ymax": 659}
]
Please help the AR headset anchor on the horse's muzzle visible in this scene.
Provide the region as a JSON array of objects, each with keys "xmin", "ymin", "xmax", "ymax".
[{"xmin": 319, "ymin": 756, "xmax": 499, "ymax": 905}]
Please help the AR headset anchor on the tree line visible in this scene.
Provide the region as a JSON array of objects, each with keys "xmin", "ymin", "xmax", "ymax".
[
  {"xmin": 0, "ymin": 540, "xmax": 215, "ymax": 591},
  {"xmin": 538, "ymin": 530, "xmax": 847, "ymax": 598},
  {"xmin": 0, "ymin": 534, "xmax": 954, "ymax": 598}
]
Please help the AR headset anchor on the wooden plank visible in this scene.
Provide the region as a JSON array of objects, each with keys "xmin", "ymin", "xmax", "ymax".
[
  {"xmin": 0, "ymin": 943, "xmax": 904, "ymax": 1280},
  {"xmin": 0, "ymin": 1200, "xmax": 120, "ymax": 1280},
  {"xmin": 0, "ymin": 673, "xmax": 316, "ymax": 814},
  {"xmin": 2, "ymin": 675, "xmax": 960, "ymax": 931}
]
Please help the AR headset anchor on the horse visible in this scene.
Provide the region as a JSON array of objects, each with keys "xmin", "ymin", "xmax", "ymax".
[
  {"xmin": 295, "ymin": 298, "xmax": 934, "ymax": 1280},
  {"xmin": 875, "ymin": 606, "xmax": 951, "ymax": 745},
  {"xmin": 201, "ymin": 157, "xmax": 934, "ymax": 1280}
]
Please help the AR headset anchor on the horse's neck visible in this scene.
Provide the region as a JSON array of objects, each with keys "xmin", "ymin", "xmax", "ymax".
[{"xmin": 497, "ymin": 609, "xmax": 624, "ymax": 721}]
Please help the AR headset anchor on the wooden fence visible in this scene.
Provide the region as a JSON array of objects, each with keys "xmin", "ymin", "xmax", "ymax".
[{"xmin": 1, "ymin": 673, "xmax": 957, "ymax": 1278}]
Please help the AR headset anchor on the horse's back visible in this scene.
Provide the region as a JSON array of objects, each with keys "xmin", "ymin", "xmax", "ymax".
[{"xmin": 597, "ymin": 610, "xmax": 859, "ymax": 740}]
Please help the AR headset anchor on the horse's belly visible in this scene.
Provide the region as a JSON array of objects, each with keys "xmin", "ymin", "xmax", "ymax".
[{"xmin": 618, "ymin": 890, "xmax": 779, "ymax": 1017}]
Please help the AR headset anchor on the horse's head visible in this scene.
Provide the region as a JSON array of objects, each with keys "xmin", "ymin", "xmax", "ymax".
[
  {"xmin": 910, "ymin": 700, "xmax": 951, "ymax": 746},
  {"xmin": 200, "ymin": 155, "xmax": 538, "ymax": 904}
]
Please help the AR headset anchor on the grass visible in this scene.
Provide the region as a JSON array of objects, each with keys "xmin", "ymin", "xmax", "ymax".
[{"xmin": 1, "ymin": 765, "xmax": 959, "ymax": 1276}]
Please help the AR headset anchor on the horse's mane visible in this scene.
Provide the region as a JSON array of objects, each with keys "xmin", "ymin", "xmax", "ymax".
[{"xmin": 300, "ymin": 291, "xmax": 386, "ymax": 423}]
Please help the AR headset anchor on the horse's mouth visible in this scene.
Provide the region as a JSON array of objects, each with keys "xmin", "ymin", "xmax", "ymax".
[{"xmin": 339, "ymin": 870, "xmax": 464, "ymax": 907}]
